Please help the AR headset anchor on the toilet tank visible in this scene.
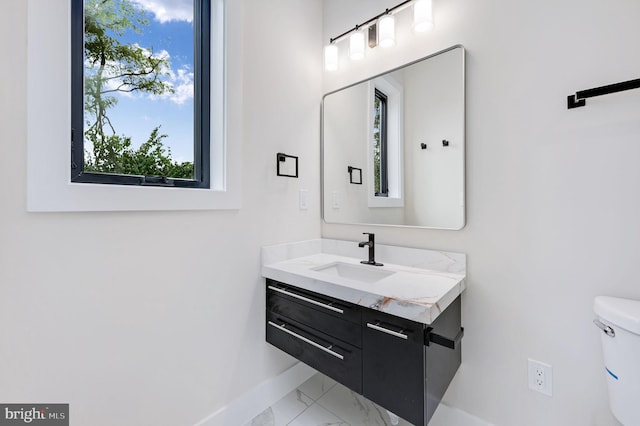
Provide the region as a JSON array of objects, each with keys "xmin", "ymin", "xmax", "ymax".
[{"xmin": 594, "ymin": 296, "xmax": 640, "ymax": 425}]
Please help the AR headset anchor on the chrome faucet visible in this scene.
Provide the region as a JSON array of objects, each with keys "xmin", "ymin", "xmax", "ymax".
[{"xmin": 358, "ymin": 233, "xmax": 383, "ymax": 266}]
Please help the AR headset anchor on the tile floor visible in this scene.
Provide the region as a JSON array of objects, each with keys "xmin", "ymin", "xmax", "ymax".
[{"xmin": 245, "ymin": 373, "xmax": 444, "ymax": 426}]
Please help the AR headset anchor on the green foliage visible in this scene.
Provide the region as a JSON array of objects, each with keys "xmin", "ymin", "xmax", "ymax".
[
  {"xmin": 83, "ymin": 0, "xmax": 193, "ymax": 179},
  {"xmin": 85, "ymin": 126, "xmax": 194, "ymax": 178}
]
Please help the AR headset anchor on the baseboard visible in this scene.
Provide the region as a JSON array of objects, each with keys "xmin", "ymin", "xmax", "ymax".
[{"xmin": 193, "ymin": 363, "xmax": 317, "ymax": 426}]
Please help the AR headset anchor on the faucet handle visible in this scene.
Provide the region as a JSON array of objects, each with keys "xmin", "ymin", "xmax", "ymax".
[{"xmin": 362, "ymin": 232, "xmax": 375, "ymax": 242}]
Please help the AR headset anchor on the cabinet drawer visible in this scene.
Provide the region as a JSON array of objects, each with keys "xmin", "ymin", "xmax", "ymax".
[
  {"xmin": 267, "ymin": 292, "xmax": 362, "ymax": 348},
  {"xmin": 266, "ymin": 279, "xmax": 361, "ymax": 325},
  {"xmin": 267, "ymin": 311, "xmax": 362, "ymax": 393}
]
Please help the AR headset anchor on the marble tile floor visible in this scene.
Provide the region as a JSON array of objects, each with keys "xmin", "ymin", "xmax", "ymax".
[{"xmin": 245, "ymin": 373, "xmax": 454, "ymax": 426}]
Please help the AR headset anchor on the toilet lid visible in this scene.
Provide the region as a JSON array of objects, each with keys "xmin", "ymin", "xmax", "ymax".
[{"xmin": 594, "ymin": 296, "xmax": 640, "ymax": 335}]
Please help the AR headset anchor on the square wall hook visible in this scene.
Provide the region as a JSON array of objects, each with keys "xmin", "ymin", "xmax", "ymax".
[{"xmin": 277, "ymin": 153, "xmax": 299, "ymax": 178}]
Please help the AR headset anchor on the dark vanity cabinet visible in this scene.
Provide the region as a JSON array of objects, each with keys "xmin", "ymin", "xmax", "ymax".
[{"xmin": 266, "ymin": 278, "xmax": 463, "ymax": 426}]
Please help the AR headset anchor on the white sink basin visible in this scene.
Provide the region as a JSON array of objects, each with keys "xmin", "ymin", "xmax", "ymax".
[{"xmin": 312, "ymin": 262, "xmax": 395, "ymax": 283}]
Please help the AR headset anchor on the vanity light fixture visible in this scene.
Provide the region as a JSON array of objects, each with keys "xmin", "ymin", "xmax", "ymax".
[
  {"xmin": 349, "ymin": 27, "xmax": 366, "ymax": 60},
  {"xmin": 413, "ymin": 0, "xmax": 433, "ymax": 32},
  {"xmin": 378, "ymin": 12, "xmax": 396, "ymax": 48},
  {"xmin": 324, "ymin": 43, "xmax": 338, "ymax": 71},
  {"xmin": 323, "ymin": 0, "xmax": 435, "ymax": 71}
]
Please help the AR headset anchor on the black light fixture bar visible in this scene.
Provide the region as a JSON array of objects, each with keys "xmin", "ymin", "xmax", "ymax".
[
  {"xmin": 567, "ymin": 77, "xmax": 640, "ymax": 109},
  {"xmin": 329, "ymin": 0, "xmax": 413, "ymax": 44}
]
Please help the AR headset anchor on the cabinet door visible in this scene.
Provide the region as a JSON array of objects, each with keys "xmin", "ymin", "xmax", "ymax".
[{"xmin": 362, "ymin": 309, "xmax": 426, "ymax": 426}]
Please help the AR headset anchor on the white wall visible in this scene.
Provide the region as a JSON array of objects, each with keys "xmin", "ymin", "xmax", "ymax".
[
  {"xmin": 323, "ymin": 0, "xmax": 640, "ymax": 425},
  {"xmin": 0, "ymin": 1, "xmax": 321, "ymax": 425}
]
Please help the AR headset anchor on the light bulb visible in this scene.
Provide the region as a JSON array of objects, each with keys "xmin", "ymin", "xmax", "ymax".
[
  {"xmin": 414, "ymin": 0, "xmax": 433, "ymax": 32},
  {"xmin": 378, "ymin": 14, "xmax": 395, "ymax": 48},
  {"xmin": 349, "ymin": 29, "xmax": 366, "ymax": 60},
  {"xmin": 324, "ymin": 44, "xmax": 338, "ymax": 71}
]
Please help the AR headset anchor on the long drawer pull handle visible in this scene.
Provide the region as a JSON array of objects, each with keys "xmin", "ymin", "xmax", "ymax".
[
  {"xmin": 366, "ymin": 322, "xmax": 408, "ymax": 340},
  {"xmin": 268, "ymin": 285, "xmax": 344, "ymax": 314},
  {"xmin": 268, "ymin": 321, "xmax": 344, "ymax": 360}
]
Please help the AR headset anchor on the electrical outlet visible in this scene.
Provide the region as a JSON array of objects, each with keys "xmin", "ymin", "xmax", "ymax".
[{"xmin": 528, "ymin": 359, "xmax": 553, "ymax": 396}]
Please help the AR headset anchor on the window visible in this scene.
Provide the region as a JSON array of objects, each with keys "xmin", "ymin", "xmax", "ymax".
[
  {"xmin": 71, "ymin": 0, "xmax": 210, "ymax": 188},
  {"xmin": 368, "ymin": 76, "xmax": 404, "ymax": 208},
  {"xmin": 27, "ymin": 0, "xmax": 237, "ymax": 212},
  {"xmin": 373, "ymin": 89, "xmax": 388, "ymax": 197}
]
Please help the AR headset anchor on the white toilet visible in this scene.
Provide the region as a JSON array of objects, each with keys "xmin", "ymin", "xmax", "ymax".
[{"xmin": 594, "ymin": 296, "xmax": 640, "ymax": 425}]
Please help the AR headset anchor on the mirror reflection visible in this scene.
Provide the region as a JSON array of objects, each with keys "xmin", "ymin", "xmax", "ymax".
[{"xmin": 322, "ymin": 45, "xmax": 465, "ymax": 229}]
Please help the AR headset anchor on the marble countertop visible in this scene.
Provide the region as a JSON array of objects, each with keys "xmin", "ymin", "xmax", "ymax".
[{"xmin": 261, "ymin": 239, "xmax": 466, "ymax": 324}]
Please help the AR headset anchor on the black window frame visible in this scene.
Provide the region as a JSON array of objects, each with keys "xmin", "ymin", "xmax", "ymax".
[
  {"xmin": 70, "ymin": 0, "xmax": 211, "ymax": 188},
  {"xmin": 374, "ymin": 88, "xmax": 389, "ymax": 197}
]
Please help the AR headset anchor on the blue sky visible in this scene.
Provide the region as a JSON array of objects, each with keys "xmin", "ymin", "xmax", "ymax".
[{"xmin": 87, "ymin": 0, "xmax": 196, "ymax": 163}]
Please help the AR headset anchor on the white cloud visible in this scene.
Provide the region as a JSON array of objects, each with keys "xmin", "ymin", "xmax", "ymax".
[
  {"xmin": 144, "ymin": 65, "xmax": 194, "ymax": 105},
  {"xmin": 164, "ymin": 67, "xmax": 194, "ymax": 105},
  {"xmin": 132, "ymin": 0, "xmax": 193, "ymax": 23}
]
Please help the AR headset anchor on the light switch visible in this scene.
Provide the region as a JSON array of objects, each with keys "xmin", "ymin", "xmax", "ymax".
[
  {"xmin": 299, "ymin": 189, "xmax": 309, "ymax": 210},
  {"xmin": 332, "ymin": 191, "xmax": 340, "ymax": 209}
]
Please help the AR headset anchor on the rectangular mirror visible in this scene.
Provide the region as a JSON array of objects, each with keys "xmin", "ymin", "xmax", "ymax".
[{"xmin": 322, "ymin": 45, "xmax": 465, "ymax": 229}]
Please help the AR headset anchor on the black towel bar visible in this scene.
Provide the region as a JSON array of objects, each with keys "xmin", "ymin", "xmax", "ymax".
[{"xmin": 568, "ymin": 77, "xmax": 640, "ymax": 109}]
